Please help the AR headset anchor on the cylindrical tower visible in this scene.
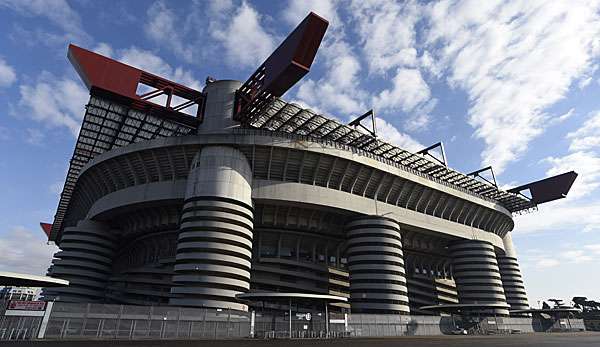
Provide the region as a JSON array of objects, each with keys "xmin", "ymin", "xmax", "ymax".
[
  {"xmin": 169, "ymin": 146, "xmax": 253, "ymax": 311},
  {"xmin": 449, "ymin": 240, "xmax": 509, "ymax": 316},
  {"xmin": 346, "ymin": 216, "xmax": 409, "ymax": 314},
  {"xmin": 170, "ymin": 79, "xmax": 253, "ymax": 311},
  {"xmin": 43, "ymin": 220, "xmax": 116, "ymax": 302},
  {"xmin": 497, "ymin": 233, "xmax": 529, "ymax": 314},
  {"xmin": 197, "ymin": 79, "xmax": 242, "ymax": 132}
]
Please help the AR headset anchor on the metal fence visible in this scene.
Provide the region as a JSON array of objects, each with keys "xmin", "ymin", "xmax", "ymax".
[
  {"xmin": 43, "ymin": 303, "xmax": 250, "ymax": 340},
  {"xmin": 0, "ymin": 301, "xmax": 587, "ymax": 341},
  {"xmin": 0, "ymin": 315, "xmax": 43, "ymax": 340},
  {"xmin": 347, "ymin": 314, "xmax": 454, "ymax": 337}
]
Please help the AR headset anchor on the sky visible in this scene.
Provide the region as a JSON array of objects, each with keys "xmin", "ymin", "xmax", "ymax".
[{"xmin": 0, "ymin": 0, "xmax": 599, "ymax": 307}]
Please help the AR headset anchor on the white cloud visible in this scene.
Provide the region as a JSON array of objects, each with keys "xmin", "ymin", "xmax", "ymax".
[
  {"xmin": 209, "ymin": 1, "xmax": 275, "ymax": 68},
  {"xmin": 373, "ymin": 68, "xmax": 437, "ymax": 132},
  {"xmin": 25, "ymin": 128, "xmax": 45, "ymax": 145},
  {"xmin": 17, "ymin": 72, "xmax": 89, "ymax": 136},
  {"xmin": 536, "ymin": 258, "xmax": 560, "ymax": 269},
  {"xmin": 0, "ymin": 226, "xmax": 58, "ymax": 275},
  {"xmin": 118, "ymin": 47, "xmax": 201, "ymax": 90},
  {"xmin": 374, "ymin": 68, "xmax": 432, "ymax": 113},
  {"xmin": 376, "ymin": 118, "xmax": 423, "ymax": 152},
  {"xmin": 419, "ymin": 50, "xmax": 443, "ymax": 78},
  {"xmin": 350, "ymin": 0, "xmax": 420, "ymax": 74},
  {"xmin": 560, "ymin": 250, "xmax": 594, "ymax": 264},
  {"xmin": 92, "ymin": 42, "xmax": 114, "ymax": 58},
  {"xmin": 0, "ymin": 58, "xmax": 17, "ymax": 87},
  {"xmin": 145, "ymin": 1, "xmax": 195, "ymax": 63},
  {"xmin": 578, "ymin": 76, "xmax": 593, "ymax": 89},
  {"xmin": 49, "ymin": 181, "xmax": 63, "ymax": 195},
  {"xmin": 343, "ymin": 2, "xmax": 437, "ymax": 134},
  {"xmin": 556, "ymin": 108, "xmax": 575, "ymax": 123},
  {"xmin": 208, "ymin": 0, "xmax": 234, "ymax": 14},
  {"xmin": 522, "ymin": 245, "xmax": 600, "ymax": 270},
  {"xmin": 425, "ymin": 1, "xmax": 600, "ymax": 172},
  {"xmin": 567, "ymin": 111, "xmax": 600, "ymax": 152},
  {"xmin": 516, "ymin": 109, "xmax": 600, "ymax": 235},
  {"xmin": 404, "ymin": 113, "xmax": 432, "ymax": 133},
  {"xmin": 0, "ymin": 0, "xmax": 90, "ymax": 45},
  {"xmin": 295, "ymin": 40, "xmax": 366, "ymax": 116},
  {"xmin": 283, "ymin": 0, "xmax": 340, "ymax": 29},
  {"xmin": 584, "ymin": 244, "xmax": 600, "ymax": 254}
]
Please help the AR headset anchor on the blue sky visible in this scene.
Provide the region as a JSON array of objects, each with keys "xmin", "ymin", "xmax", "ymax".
[{"xmin": 0, "ymin": 0, "xmax": 599, "ymax": 306}]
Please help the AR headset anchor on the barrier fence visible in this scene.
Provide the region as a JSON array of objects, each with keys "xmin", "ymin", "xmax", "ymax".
[
  {"xmin": 0, "ymin": 301, "xmax": 586, "ymax": 341},
  {"xmin": 43, "ymin": 303, "xmax": 250, "ymax": 340}
]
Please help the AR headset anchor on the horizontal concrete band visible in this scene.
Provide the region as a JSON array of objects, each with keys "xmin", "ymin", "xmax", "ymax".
[
  {"xmin": 450, "ymin": 240, "xmax": 509, "ymax": 316},
  {"xmin": 65, "ymin": 134, "xmax": 513, "ymax": 246},
  {"xmin": 496, "ymin": 255, "xmax": 529, "ymax": 313},
  {"xmin": 347, "ymin": 216, "xmax": 409, "ymax": 314},
  {"xmin": 44, "ymin": 221, "xmax": 117, "ymax": 303}
]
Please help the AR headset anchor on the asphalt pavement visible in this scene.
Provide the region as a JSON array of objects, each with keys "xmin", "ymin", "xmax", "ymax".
[{"xmin": 1, "ymin": 332, "xmax": 600, "ymax": 347}]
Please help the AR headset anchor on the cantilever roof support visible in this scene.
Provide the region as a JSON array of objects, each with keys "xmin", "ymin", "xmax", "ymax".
[
  {"xmin": 417, "ymin": 142, "xmax": 447, "ymax": 166},
  {"xmin": 467, "ymin": 166, "xmax": 498, "ymax": 188},
  {"xmin": 234, "ymin": 12, "xmax": 329, "ymax": 122},
  {"xmin": 348, "ymin": 109, "xmax": 377, "ymax": 137},
  {"xmin": 508, "ymin": 171, "xmax": 578, "ymax": 205}
]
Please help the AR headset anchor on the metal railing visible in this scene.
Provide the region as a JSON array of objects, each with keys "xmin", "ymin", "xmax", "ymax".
[{"xmin": 0, "ymin": 301, "xmax": 586, "ymax": 341}]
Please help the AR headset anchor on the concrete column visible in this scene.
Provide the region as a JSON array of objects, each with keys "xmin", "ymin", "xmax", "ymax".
[
  {"xmin": 169, "ymin": 146, "xmax": 253, "ymax": 311},
  {"xmin": 497, "ymin": 233, "xmax": 530, "ymax": 315},
  {"xmin": 346, "ymin": 216, "xmax": 409, "ymax": 314},
  {"xmin": 197, "ymin": 79, "xmax": 241, "ymax": 132},
  {"xmin": 42, "ymin": 220, "xmax": 116, "ymax": 302},
  {"xmin": 449, "ymin": 239, "xmax": 509, "ymax": 316}
]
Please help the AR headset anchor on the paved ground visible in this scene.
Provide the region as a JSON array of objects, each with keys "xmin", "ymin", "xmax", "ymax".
[{"xmin": 2, "ymin": 333, "xmax": 600, "ymax": 347}]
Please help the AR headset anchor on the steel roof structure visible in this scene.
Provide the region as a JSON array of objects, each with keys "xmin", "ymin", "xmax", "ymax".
[
  {"xmin": 50, "ymin": 45, "xmax": 201, "ymax": 241},
  {"xmin": 47, "ymin": 12, "xmax": 577, "ymax": 242},
  {"xmin": 241, "ymin": 97, "xmax": 536, "ymax": 213},
  {"xmin": 0, "ymin": 271, "xmax": 69, "ymax": 287}
]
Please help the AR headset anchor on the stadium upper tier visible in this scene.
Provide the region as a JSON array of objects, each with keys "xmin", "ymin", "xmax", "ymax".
[
  {"xmin": 244, "ymin": 97, "xmax": 535, "ymax": 212},
  {"xmin": 50, "ymin": 97, "xmax": 515, "ymax": 246}
]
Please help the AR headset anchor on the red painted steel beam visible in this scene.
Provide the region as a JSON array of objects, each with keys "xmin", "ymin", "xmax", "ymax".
[
  {"xmin": 68, "ymin": 44, "xmax": 141, "ymax": 99},
  {"xmin": 261, "ymin": 12, "xmax": 329, "ymax": 96},
  {"xmin": 40, "ymin": 222, "xmax": 52, "ymax": 239},
  {"xmin": 235, "ymin": 12, "xmax": 328, "ymax": 122},
  {"xmin": 68, "ymin": 44, "xmax": 204, "ymax": 126}
]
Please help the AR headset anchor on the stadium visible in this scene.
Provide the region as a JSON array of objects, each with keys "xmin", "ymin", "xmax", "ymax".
[{"xmin": 36, "ymin": 13, "xmax": 579, "ymax": 338}]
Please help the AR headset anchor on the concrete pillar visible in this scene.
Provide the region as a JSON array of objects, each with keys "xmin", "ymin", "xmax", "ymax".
[
  {"xmin": 42, "ymin": 220, "xmax": 116, "ymax": 302},
  {"xmin": 497, "ymin": 233, "xmax": 530, "ymax": 315},
  {"xmin": 197, "ymin": 79, "xmax": 242, "ymax": 132},
  {"xmin": 169, "ymin": 146, "xmax": 253, "ymax": 311},
  {"xmin": 449, "ymin": 239, "xmax": 509, "ymax": 316},
  {"xmin": 346, "ymin": 216, "xmax": 409, "ymax": 314}
]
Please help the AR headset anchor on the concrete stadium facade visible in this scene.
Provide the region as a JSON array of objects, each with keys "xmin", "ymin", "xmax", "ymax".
[{"xmin": 43, "ymin": 79, "xmax": 531, "ymax": 317}]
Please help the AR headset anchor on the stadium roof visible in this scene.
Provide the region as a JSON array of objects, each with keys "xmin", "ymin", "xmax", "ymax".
[
  {"xmin": 0, "ymin": 271, "xmax": 69, "ymax": 287},
  {"xmin": 49, "ymin": 12, "xmax": 577, "ymax": 241},
  {"xmin": 243, "ymin": 97, "xmax": 538, "ymax": 213},
  {"xmin": 49, "ymin": 45, "xmax": 201, "ymax": 241}
]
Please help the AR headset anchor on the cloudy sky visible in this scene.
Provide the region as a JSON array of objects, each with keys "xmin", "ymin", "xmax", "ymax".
[{"xmin": 0, "ymin": 0, "xmax": 599, "ymax": 306}]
